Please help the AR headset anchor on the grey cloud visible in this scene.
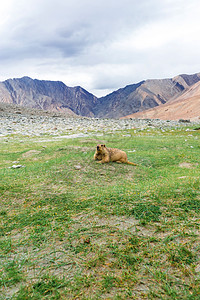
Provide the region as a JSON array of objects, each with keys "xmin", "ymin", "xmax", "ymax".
[
  {"xmin": 1, "ymin": 0, "xmax": 163, "ymax": 60},
  {"xmin": 0, "ymin": 0, "xmax": 200, "ymax": 95}
]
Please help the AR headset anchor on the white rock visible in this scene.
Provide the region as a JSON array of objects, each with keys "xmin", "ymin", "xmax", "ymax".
[
  {"xmin": 11, "ymin": 164, "xmax": 24, "ymax": 169},
  {"xmin": 74, "ymin": 165, "xmax": 82, "ymax": 170}
]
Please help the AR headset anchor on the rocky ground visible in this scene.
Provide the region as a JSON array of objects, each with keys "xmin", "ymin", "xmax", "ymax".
[{"xmin": 1, "ymin": 107, "xmax": 200, "ymax": 139}]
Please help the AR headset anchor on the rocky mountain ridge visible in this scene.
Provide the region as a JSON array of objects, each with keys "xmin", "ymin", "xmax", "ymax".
[
  {"xmin": 122, "ymin": 80, "xmax": 200, "ymax": 121},
  {"xmin": 0, "ymin": 77, "xmax": 97, "ymax": 117},
  {"xmin": 0, "ymin": 73, "xmax": 200, "ymax": 119},
  {"xmin": 95, "ymin": 73, "xmax": 200, "ymax": 118}
]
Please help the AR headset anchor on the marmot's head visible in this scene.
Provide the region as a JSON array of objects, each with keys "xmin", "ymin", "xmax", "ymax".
[{"xmin": 96, "ymin": 144, "xmax": 106, "ymax": 153}]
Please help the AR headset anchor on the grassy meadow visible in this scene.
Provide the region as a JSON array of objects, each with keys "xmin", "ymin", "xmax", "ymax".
[{"xmin": 0, "ymin": 124, "xmax": 200, "ymax": 299}]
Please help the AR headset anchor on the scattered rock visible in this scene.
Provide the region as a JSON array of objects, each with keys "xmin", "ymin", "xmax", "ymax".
[
  {"xmin": 74, "ymin": 165, "xmax": 82, "ymax": 170},
  {"xmin": 11, "ymin": 165, "xmax": 24, "ymax": 169},
  {"xmin": 0, "ymin": 113, "xmax": 199, "ymax": 138},
  {"xmin": 100, "ymin": 171, "xmax": 106, "ymax": 176},
  {"xmin": 179, "ymin": 119, "xmax": 191, "ymax": 123}
]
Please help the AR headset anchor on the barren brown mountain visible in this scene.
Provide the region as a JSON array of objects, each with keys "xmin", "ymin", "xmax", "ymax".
[
  {"xmin": 0, "ymin": 73, "xmax": 200, "ymax": 119},
  {"xmin": 122, "ymin": 81, "xmax": 200, "ymax": 121},
  {"xmin": 0, "ymin": 77, "xmax": 97, "ymax": 117},
  {"xmin": 94, "ymin": 73, "xmax": 200, "ymax": 118}
]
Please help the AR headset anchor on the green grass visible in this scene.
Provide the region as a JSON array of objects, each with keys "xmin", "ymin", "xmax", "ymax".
[{"xmin": 0, "ymin": 125, "xmax": 199, "ymax": 299}]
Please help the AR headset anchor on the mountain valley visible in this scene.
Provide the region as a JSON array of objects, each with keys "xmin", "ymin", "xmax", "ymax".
[{"xmin": 0, "ymin": 73, "xmax": 200, "ymax": 120}]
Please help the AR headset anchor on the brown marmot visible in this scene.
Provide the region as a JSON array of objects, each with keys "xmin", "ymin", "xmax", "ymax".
[{"xmin": 94, "ymin": 144, "xmax": 137, "ymax": 165}]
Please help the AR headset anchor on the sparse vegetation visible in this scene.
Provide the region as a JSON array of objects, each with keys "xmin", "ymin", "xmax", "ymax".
[{"xmin": 0, "ymin": 125, "xmax": 199, "ymax": 299}]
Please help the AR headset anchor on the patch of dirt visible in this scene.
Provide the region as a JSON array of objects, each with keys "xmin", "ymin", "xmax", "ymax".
[
  {"xmin": 72, "ymin": 213, "xmax": 139, "ymax": 233},
  {"xmin": 179, "ymin": 162, "xmax": 196, "ymax": 168},
  {"xmin": 22, "ymin": 150, "xmax": 41, "ymax": 158}
]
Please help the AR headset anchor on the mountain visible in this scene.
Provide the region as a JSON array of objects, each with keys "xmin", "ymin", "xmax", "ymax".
[
  {"xmin": 122, "ymin": 80, "xmax": 200, "ymax": 121},
  {"xmin": 0, "ymin": 76, "xmax": 97, "ymax": 117},
  {"xmin": 0, "ymin": 101, "xmax": 78, "ymax": 118},
  {"xmin": 94, "ymin": 73, "xmax": 200, "ymax": 118},
  {"xmin": 0, "ymin": 73, "xmax": 200, "ymax": 119}
]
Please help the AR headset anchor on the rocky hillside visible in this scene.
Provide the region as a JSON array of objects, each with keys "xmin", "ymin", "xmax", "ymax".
[
  {"xmin": 94, "ymin": 73, "xmax": 200, "ymax": 118},
  {"xmin": 0, "ymin": 77, "xmax": 97, "ymax": 117},
  {"xmin": 0, "ymin": 73, "xmax": 200, "ymax": 119},
  {"xmin": 0, "ymin": 101, "xmax": 79, "ymax": 118},
  {"xmin": 122, "ymin": 81, "xmax": 200, "ymax": 121}
]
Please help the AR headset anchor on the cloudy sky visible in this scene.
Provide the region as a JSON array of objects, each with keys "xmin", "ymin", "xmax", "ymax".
[{"xmin": 0, "ymin": 0, "xmax": 200, "ymax": 96}]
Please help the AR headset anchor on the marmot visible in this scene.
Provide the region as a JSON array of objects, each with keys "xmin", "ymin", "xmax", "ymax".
[{"xmin": 94, "ymin": 144, "xmax": 137, "ymax": 165}]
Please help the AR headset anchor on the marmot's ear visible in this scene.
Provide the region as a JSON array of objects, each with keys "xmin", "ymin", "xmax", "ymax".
[{"xmin": 103, "ymin": 144, "xmax": 105, "ymax": 147}]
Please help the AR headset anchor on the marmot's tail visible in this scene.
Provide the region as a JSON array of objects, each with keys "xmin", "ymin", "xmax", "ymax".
[{"xmin": 127, "ymin": 161, "xmax": 137, "ymax": 166}]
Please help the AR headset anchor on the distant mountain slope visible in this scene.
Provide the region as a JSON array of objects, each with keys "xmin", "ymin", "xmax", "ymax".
[
  {"xmin": 0, "ymin": 101, "xmax": 78, "ymax": 117},
  {"xmin": 0, "ymin": 73, "xmax": 200, "ymax": 119},
  {"xmin": 94, "ymin": 73, "xmax": 200, "ymax": 118},
  {"xmin": 0, "ymin": 76, "xmax": 97, "ymax": 117},
  {"xmin": 122, "ymin": 81, "xmax": 200, "ymax": 121}
]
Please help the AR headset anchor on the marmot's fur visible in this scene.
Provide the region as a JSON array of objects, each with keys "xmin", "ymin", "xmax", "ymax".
[{"xmin": 94, "ymin": 144, "xmax": 137, "ymax": 165}]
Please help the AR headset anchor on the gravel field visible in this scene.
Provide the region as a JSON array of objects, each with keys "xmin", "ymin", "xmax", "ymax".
[{"xmin": 1, "ymin": 112, "xmax": 200, "ymax": 138}]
